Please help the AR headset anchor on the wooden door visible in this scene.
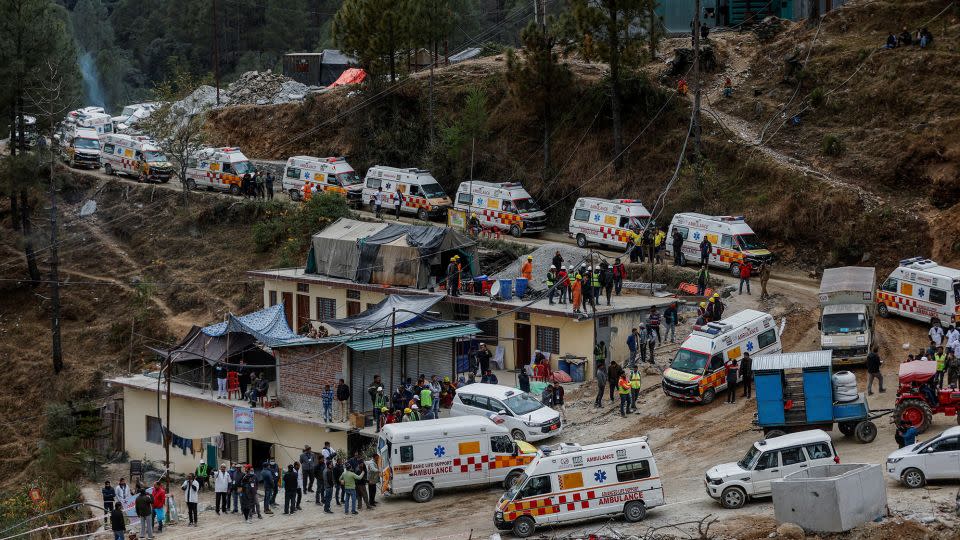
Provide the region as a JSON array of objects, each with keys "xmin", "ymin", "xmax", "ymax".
[
  {"xmin": 515, "ymin": 323, "xmax": 532, "ymax": 367},
  {"xmin": 281, "ymin": 292, "xmax": 293, "ymax": 329},
  {"xmin": 296, "ymin": 294, "xmax": 311, "ymax": 334}
]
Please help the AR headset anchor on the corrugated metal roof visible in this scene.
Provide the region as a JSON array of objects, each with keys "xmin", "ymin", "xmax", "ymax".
[
  {"xmin": 819, "ymin": 267, "xmax": 876, "ymax": 294},
  {"xmin": 752, "ymin": 350, "xmax": 833, "ymax": 371},
  {"xmin": 340, "ymin": 322, "xmax": 480, "ymax": 351}
]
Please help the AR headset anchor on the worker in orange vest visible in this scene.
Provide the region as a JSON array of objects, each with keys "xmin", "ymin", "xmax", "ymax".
[
  {"xmin": 452, "ymin": 255, "xmax": 463, "ymax": 292},
  {"xmin": 571, "ymin": 273, "xmax": 583, "ymax": 314},
  {"xmin": 302, "ymin": 181, "xmax": 313, "ymax": 201},
  {"xmin": 520, "ymin": 255, "xmax": 533, "ymax": 280}
]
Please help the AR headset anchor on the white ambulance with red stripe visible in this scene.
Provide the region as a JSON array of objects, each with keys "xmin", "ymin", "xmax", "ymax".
[
  {"xmin": 377, "ymin": 416, "xmax": 537, "ymax": 503},
  {"xmin": 495, "ymin": 438, "xmax": 664, "ymax": 538},
  {"xmin": 184, "ymin": 147, "xmax": 255, "ymax": 194},
  {"xmin": 877, "ymin": 257, "xmax": 960, "ymax": 326},
  {"xmin": 281, "ymin": 156, "xmax": 362, "ymax": 203},
  {"xmin": 665, "ymin": 213, "xmax": 773, "ymax": 277},
  {"xmin": 568, "ymin": 197, "xmax": 651, "ymax": 249},
  {"xmin": 361, "ymin": 166, "xmax": 452, "ymax": 220},
  {"xmin": 100, "ymin": 134, "xmax": 174, "ymax": 182},
  {"xmin": 453, "ymin": 181, "xmax": 547, "ymax": 237}
]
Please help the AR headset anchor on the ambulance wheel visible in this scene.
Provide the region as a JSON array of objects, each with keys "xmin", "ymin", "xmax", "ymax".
[
  {"xmin": 701, "ymin": 388, "xmax": 716, "ymax": 405},
  {"xmin": 504, "ymin": 470, "xmax": 523, "ymax": 490},
  {"xmin": 228, "ymin": 184, "xmax": 239, "ymax": 196},
  {"xmin": 854, "ymin": 420, "xmax": 877, "ymax": 443},
  {"xmin": 417, "ymin": 208, "xmax": 428, "ymax": 221},
  {"xmin": 289, "ymin": 189, "xmax": 302, "ymax": 201},
  {"xmin": 838, "ymin": 421, "xmax": 857, "ymax": 436},
  {"xmin": 623, "ymin": 500, "xmax": 647, "ymax": 522},
  {"xmin": 512, "ymin": 516, "xmax": 536, "ymax": 538},
  {"xmin": 186, "ymin": 178, "xmax": 197, "ymax": 191},
  {"xmin": 877, "ymin": 303, "xmax": 890, "ymax": 318},
  {"xmin": 510, "ymin": 429, "xmax": 526, "ymax": 442},
  {"xmin": 104, "ymin": 164, "xmax": 114, "ymax": 176},
  {"xmin": 510, "ymin": 224, "xmax": 522, "ymax": 237},
  {"xmin": 411, "ymin": 482, "xmax": 434, "ymax": 503},
  {"xmin": 576, "ymin": 233, "xmax": 587, "ymax": 248},
  {"xmin": 729, "ymin": 263, "xmax": 740, "ymax": 277},
  {"xmin": 159, "ymin": 176, "xmax": 170, "ymax": 184},
  {"xmin": 721, "ymin": 486, "xmax": 747, "ymax": 509}
]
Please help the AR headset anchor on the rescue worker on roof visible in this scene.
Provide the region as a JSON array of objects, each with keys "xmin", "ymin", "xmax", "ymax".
[
  {"xmin": 547, "ymin": 265, "xmax": 558, "ymax": 305},
  {"xmin": 445, "ymin": 256, "xmax": 460, "ymax": 297},
  {"xmin": 571, "ymin": 273, "xmax": 583, "ymax": 314},
  {"xmin": 521, "ymin": 255, "xmax": 533, "ymax": 281},
  {"xmin": 453, "ymin": 255, "xmax": 463, "ymax": 292},
  {"xmin": 557, "ymin": 265, "xmax": 569, "ymax": 304},
  {"xmin": 591, "ymin": 266, "xmax": 602, "ymax": 306}
]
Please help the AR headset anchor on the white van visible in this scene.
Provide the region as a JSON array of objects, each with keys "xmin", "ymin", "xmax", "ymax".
[
  {"xmin": 100, "ymin": 134, "xmax": 173, "ymax": 182},
  {"xmin": 877, "ymin": 257, "xmax": 960, "ymax": 327},
  {"xmin": 662, "ymin": 309, "xmax": 781, "ymax": 404},
  {"xmin": 361, "ymin": 166, "xmax": 452, "ymax": 220},
  {"xmin": 377, "ymin": 416, "xmax": 537, "ymax": 503},
  {"xmin": 65, "ymin": 106, "xmax": 114, "ymax": 135},
  {"xmin": 451, "ymin": 383, "xmax": 562, "ymax": 442},
  {"xmin": 60, "ymin": 127, "xmax": 101, "ymax": 169},
  {"xmin": 281, "ymin": 156, "xmax": 362, "ymax": 203},
  {"xmin": 705, "ymin": 430, "xmax": 839, "ymax": 509},
  {"xmin": 184, "ymin": 147, "xmax": 255, "ymax": 193},
  {"xmin": 665, "ymin": 213, "xmax": 774, "ymax": 276},
  {"xmin": 568, "ymin": 197, "xmax": 651, "ymax": 250},
  {"xmin": 453, "ymin": 181, "xmax": 547, "ymax": 237},
  {"xmin": 495, "ymin": 438, "xmax": 664, "ymax": 538}
]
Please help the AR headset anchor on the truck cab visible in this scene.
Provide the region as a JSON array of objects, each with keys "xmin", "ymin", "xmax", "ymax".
[{"xmin": 818, "ymin": 266, "xmax": 876, "ymax": 365}]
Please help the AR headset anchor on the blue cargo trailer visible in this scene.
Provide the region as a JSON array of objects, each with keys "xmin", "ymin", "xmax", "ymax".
[{"xmin": 753, "ymin": 350, "xmax": 888, "ymax": 443}]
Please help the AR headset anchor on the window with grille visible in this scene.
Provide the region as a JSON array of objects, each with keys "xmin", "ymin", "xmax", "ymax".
[
  {"xmin": 316, "ymin": 297, "xmax": 336, "ymax": 321},
  {"xmin": 346, "ymin": 290, "xmax": 360, "ymax": 300},
  {"xmin": 478, "ymin": 319, "xmax": 498, "ymax": 341},
  {"xmin": 297, "ymin": 283, "xmax": 309, "ymax": 293},
  {"xmin": 516, "ymin": 312, "xmax": 530, "ymax": 322},
  {"xmin": 268, "ymin": 290, "xmax": 277, "ymax": 307},
  {"xmin": 598, "ymin": 316, "xmax": 610, "ymax": 328},
  {"xmin": 535, "ymin": 326, "xmax": 560, "ymax": 355},
  {"xmin": 146, "ymin": 416, "xmax": 163, "ymax": 445}
]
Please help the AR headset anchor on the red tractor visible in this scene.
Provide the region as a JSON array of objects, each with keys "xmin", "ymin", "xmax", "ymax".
[{"xmin": 893, "ymin": 360, "xmax": 960, "ymax": 433}]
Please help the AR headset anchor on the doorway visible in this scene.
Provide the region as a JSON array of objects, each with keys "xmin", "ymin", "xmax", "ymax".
[
  {"xmin": 250, "ymin": 439, "xmax": 274, "ymax": 470},
  {"xmin": 515, "ymin": 323, "xmax": 531, "ymax": 367},
  {"xmin": 296, "ymin": 294, "xmax": 310, "ymax": 333},
  {"xmin": 281, "ymin": 292, "xmax": 293, "ymax": 328}
]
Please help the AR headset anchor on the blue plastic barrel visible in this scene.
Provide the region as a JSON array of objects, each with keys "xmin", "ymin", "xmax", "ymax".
[
  {"xmin": 498, "ymin": 279, "xmax": 514, "ymax": 300},
  {"xmin": 569, "ymin": 363, "xmax": 584, "ymax": 382},
  {"xmin": 514, "ymin": 277, "xmax": 528, "ymax": 297},
  {"xmin": 558, "ymin": 359, "xmax": 570, "ymax": 375}
]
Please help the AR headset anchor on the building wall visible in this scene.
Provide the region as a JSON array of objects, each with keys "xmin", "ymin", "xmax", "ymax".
[
  {"xmin": 262, "ymin": 280, "xmax": 384, "ymax": 328},
  {"xmin": 274, "ymin": 344, "xmax": 347, "ymax": 414},
  {"xmin": 121, "ymin": 386, "xmax": 347, "ymax": 474}
]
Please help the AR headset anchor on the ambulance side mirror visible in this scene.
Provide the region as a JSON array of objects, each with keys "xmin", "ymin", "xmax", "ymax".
[{"xmin": 817, "ymin": 321, "xmax": 821, "ymax": 330}]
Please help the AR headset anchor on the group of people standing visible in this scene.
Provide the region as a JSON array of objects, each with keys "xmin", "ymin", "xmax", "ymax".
[
  {"xmin": 239, "ymin": 171, "xmax": 274, "ymax": 200},
  {"xmin": 541, "ymin": 251, "xmax": 629, "ymax": 314}
]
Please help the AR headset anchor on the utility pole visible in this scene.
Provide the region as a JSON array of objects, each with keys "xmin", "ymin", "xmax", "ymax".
[
  {"xmin": 48, "ymin": 130, "xmax": 64, "ymax": 374},
  {"xmin": 649, "ymin": 229, "xmax": 655, "ymax": 297},
  {"xmin": 389, "ymin": 308, "xmax": 397, "ymax": 394},
  {"xmin": 164, "ymin": 352, "xmax": 172, "ymax": 492},
  {"xmin": 212, "ymin": 0, "xmax": 221, "ymax": 106},
  {"xmin": 692, "ymin": 0, "xmax": 702, "ymax": 157}
]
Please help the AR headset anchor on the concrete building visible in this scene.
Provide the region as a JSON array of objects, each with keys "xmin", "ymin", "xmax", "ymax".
[{"xmin": 656, "ymin": 0, "xmax": 848, "ymax": 34}]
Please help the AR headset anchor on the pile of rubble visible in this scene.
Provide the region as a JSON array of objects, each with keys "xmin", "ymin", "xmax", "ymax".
[
  {"xmin": 492, "ymin": 243, "xmax": 593, "ymax": 291},
  {"xmin": 224, "ymin": 70, "xmax": 322, "ymax": 106},
  {"xmin": 753, "ymin": 16, "xmax": 786, "ymax": 43}
]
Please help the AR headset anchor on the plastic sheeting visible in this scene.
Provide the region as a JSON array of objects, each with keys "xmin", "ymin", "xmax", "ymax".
[
  {"xmin": 152, "ymin": 326, "xmax": 275, "ymax": 366},
  {"xmin": 326, "ymin": 294, "xmax": 444, "ymax": 334},
  {"xmin": 328, "ymin": 68, "xmax": 367, "ymax": 88},
  {"xmin": 308, "ymin": 219, "xmax": 388, "ymax": 279},
  {"xmin": 898, "ymin": 360, "xmax": 937, "ymax": 384},
  {"xmin": 355, "ymin": 222, "xmax": 476, "ymax": 288},
  {"xmin": 202, "ymin": 304, "xmax": 316, "ymax": 347}
]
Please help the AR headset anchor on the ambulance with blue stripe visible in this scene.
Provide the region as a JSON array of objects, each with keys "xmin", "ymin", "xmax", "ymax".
[
  {"xmin": 494, "ymin": 437, "xmax": 663, "ymax": 538},
  {"xmin": 665, "ymin": 213, "xmax": 773, "ymax": 277},
  {"xmin": 662, "ymin": 309, "xmax": 781, "ymax": 404},
  {"xmin": 876, "ymin": 258, "xmax": 960, "ymax": 326},
  {"xmin": 281, "ymin": 156, "xmax": 361, "ymax": 203}
]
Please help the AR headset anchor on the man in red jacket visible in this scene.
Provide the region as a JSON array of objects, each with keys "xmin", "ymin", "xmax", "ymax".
[
  {"xmin": 612, "ymin": 258, "xmax": 626, "ymax": 296},
  {"xmin": 738, "ymin": 261, "xmax": 753, "ymax": 295},
  {"xmin": 152, "ymin": 481, "xmax": 166, "ymax": 532}
]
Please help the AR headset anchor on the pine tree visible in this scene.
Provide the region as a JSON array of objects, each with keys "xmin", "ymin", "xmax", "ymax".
[
  {"xmin": 505, "ymin": 19, "xmax": 573, "ymax": 182},
  {"xmin": 570, "ymin": 0, "xmax": 658, "ymax": 170},
  {"xmin": 332, "ymin": 0, "xmax": 408, "ymax": 83}
]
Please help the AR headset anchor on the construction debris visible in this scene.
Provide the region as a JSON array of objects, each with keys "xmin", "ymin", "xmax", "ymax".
[
  {"xmin": 224, "ymin": 70, "xmax": 322, "ymax": 105},
  {"xmin": 491, "ymin": 243, "xmax": 594, "ymax": 292},
  {"xmin": 754, "ymin": 16, "xmax": 786, "ymax": 43}
]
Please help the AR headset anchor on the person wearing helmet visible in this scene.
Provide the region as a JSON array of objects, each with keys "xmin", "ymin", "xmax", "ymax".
[
  {"xmin": 446, "ymin": 256, "xmax": 460, "ymax": 297},
  {"xmin": 402, "ymin": 407, "xmax": 414, "ymax": 422},
  {"xmin": 713, "ymin": 292, "xmax": 725, "ymax": 320},
  {"xmin": 547, "ymin": 264, "xmax": 558, "ymax": 304},
  {"xmin": 521, "ymin": 255, "xmax": 533, "ymax": 281},
  {"xmin": 557, "ymin": 265, "xmax": 569, "ymax": 304},
  {"xmin": 696, "ymin": 302, "xmax": 707, "ymax": 325},
  {"xmin": 572, "ymin": 272, "xmax": 583, "ymax": 314},
  {"xmin": 373, "ymin": 386, "xmax": 387, "ymax": 431},
  {"xmin": 705, "ymin": 297, "xmax": 717, "ymax": 322}
]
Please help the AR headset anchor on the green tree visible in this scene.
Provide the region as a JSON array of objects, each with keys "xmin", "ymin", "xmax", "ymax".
[
  {"xmin": 441, "ymin": 87, "xmax": 488, "ymax": 181},
  {"xmin": 505, "ymin": 19, "xmax": 573, "ymax": 181},
  {"xmin": 406, "ymin": 0, "xmax": 455, "ymax": 146},
  {"xmin": 332, "ymin": 0, "xmax": 408, "ymax": 83},
  {"xmin": 570, "ymin": 0, "xmax": 658, "ymax": 169}
]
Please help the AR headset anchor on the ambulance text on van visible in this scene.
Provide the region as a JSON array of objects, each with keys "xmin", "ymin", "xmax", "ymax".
[
  {"xmin": 184, "ymin": 147, "xmax": 255, "ymax": 194},
  {"xmin": 662, "ymin": 309, "xmax": 781, "ymax": 404},
  {"xmin": 495, "ymin": 437, "xmax": 664, "ymax": 538},
  {"xmin": 877, "ymin": 257, "xmax": 960, "ymax": 326},
  {"xmin": 377, "ymin": 416, "xmax": 535, "ymax": 503},
  {"xmin": 361, "ymin": 166, "xmax": 452, "ymax": 220},
  {"xmin": 100, "ymin": 134, "xmax": 173, "ymax": 182},
  {"xmin": 665, "ymin": 213, "xmax": 773, "ymax": 277},
  {"xmin": 568, "ymin": 197, "xmax": 651, "ymax": 250},
  {"xmin": 282, "ymin": 156, "xmax": 362, "ymax": 203},
  {"xmin": 453, "ymin": 181, "xmax": 546, "ymax": 237}
]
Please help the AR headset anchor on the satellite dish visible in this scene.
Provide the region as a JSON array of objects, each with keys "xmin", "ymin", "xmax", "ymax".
[{"xmin": 490, "ymin": 281, "xmax": 501, "ymax": 299}]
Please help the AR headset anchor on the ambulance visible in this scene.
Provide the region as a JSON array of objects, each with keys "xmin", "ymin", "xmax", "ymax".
[
  {"xmin": 876, "ymin": 257, "xmax": 960, "ymax": 326},
  {"xmin": 494, "ymin": 438, "xmax": 664, "ymax": 538},
  {"xmin": 377, "ymin": 416, "xmax": 537, "ymax": 503},
  {"xmin": 453, "ymin": 181, "xmax": 547, "ymax": 237},
  {"xmin": 64, "ymin": 106, "xmax": 114, "ymax": 135},
  {"xmin": 183, "ymin": 147, "xmax": 255, "ymax": 194},
  {"xmin": 661, "ymin": 309, "xmax": 781, "ymax": 404},
  {"xmin": 664, "ymin": 213, "xmax": 774, "ymax": 276},
  {"xmin": 567, "ymin": 197, "xmax": 652, "ymax": 249},
  {"xmin": 59, "ymin": 127, "xmax": 102, "ymax": 169},
  {"xmin": 361, "ymin": 166, "xmax": 452, "ymax": 220},
  {"xmin": 100, "ymin": 134, "xmax": 174, "ymax": 182},
  {"xmin": 281, "ymin": 156, "xmax": 362, "ymax": 203}
]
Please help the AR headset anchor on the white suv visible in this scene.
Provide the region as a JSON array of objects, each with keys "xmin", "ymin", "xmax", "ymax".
[
  {"xmin": 705, "ymin": 430, "xmax": 839, "ymax": 509},
  {"xmin": 886, "ymin": 426, "xmax": 960, "ymax": 488},
  {"xmin": 450, "ymin": 383, "xmax": 562, "ymax": 442}
]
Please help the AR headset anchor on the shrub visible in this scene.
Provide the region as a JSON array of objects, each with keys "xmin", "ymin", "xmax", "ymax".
[
  {"xmin": 809, "ymin": 86, "xmax": 826, "ymax": 108},
  {"xmin": 821, "ymin": 134, "xmax": 845, "ymax": 157},
  {"xmin": 251, "ymin": 193, "xmax": 353, "ymax": 262}
]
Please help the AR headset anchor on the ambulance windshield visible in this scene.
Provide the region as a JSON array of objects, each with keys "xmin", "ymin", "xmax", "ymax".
[
  {"xmin": 671, "ymin": 349, "xmax": 709, "ymax": 375},
  {"xmin": 822, "ymin": 313, "xmax": 866, "ymax": 335},
  {"xmin": 144, "ymin": 151, "xmax": 166, "ymax": 162},
  {"xmin": 337, "ymin": 172, "xmax": 361, "ymax": 186},
  {"xmin": 74, "ymin": 137, "xmax": 99, "ymax": 150},
  {"xmin": 513, "ymin": 198, "xmax": 540, "ymax": 213},
  {"xmin": 736, "ymin": 234, "xmax": 765, "ymax": 251},
  {"xmin": 504, "ymin": 472, "xmax": 528, "ymax": 499},
  {"xmin": 232, "ymin": 161, "xmax": 253, "ymax": 175},
  {"xmin": 420, "ymin": 182, "xmax": 445, "ymax": 198}
]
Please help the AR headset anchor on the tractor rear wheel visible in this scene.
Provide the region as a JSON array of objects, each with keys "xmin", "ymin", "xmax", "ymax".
[
  {"xmin": 894, "ymin": 398, "xmax": 933, "ymax": 433},
  {"xmin": 838, "ymin": 421, "xmax": 857, "ymax": 436}
]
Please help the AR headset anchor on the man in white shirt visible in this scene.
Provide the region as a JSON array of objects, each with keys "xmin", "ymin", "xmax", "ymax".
[
  {"xmin": 181, "ymin": 473, "xmax": 200, "ymax": 526},
  {"xmin": 114, "ymin": 477, "xmax": 131, "ymax": 502},
  {"xmin": 930, "ymin": 324, "xmax": 944, "ymax": 347},
  {"xmin": 947, "ymin": 325, "xmax": 959, "ymax": 347},
  {"xmin": 213, "ymin": 464, "xmax": 231, "ymax": 515}
]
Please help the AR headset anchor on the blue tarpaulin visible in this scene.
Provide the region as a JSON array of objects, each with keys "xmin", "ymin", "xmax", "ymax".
[{"xmin": 202, "ymin": 304, "xmax": 317, "ymax": 348}]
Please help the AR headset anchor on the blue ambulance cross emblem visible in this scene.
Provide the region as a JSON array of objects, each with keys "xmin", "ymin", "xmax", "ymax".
[
  {"xmin": 594, "ymin": 470, "xmax": 607, "ymax": 483},
  {"xmin": 434, "ymin": 445, "xmax": 445, "ymax": 458}
]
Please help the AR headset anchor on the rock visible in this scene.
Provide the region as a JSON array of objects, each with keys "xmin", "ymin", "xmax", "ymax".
[
  {"xmin": 79, "ymin": 199, "xmax": 97, "ymax": 217},
  {"xmin": 775, "ymin": 523, "xmax": 804, "ymax": 540},
  {"xmin": 918, "ymin": 514, "xmax": 936, "ymax": 524},
  {"xmin": 767, "ymin": 532, "xmax": 778, "ymax": 538}
]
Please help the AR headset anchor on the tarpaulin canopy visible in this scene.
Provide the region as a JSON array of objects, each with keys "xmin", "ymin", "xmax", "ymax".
[
  {"xmin": 202, "ymin": 304, "xmax": 317, "ymax": 348},
  {"xmin": 152, "ymin": 326, "xmax": 275, "ymax": 366},
  {"xmin": 328, "ymin": 68, "xmax": 366, "ymax": 88},
  {"xmin": 307, "ymin": 219, "xmax": 388, "ymax": 278},
  {"xmin": 325, "ymin": 294, "xmax": 444, "ymax": 334},
  {"xmin": 898, "ymin": 360, "xmax": 938, "ymax": 384}
]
